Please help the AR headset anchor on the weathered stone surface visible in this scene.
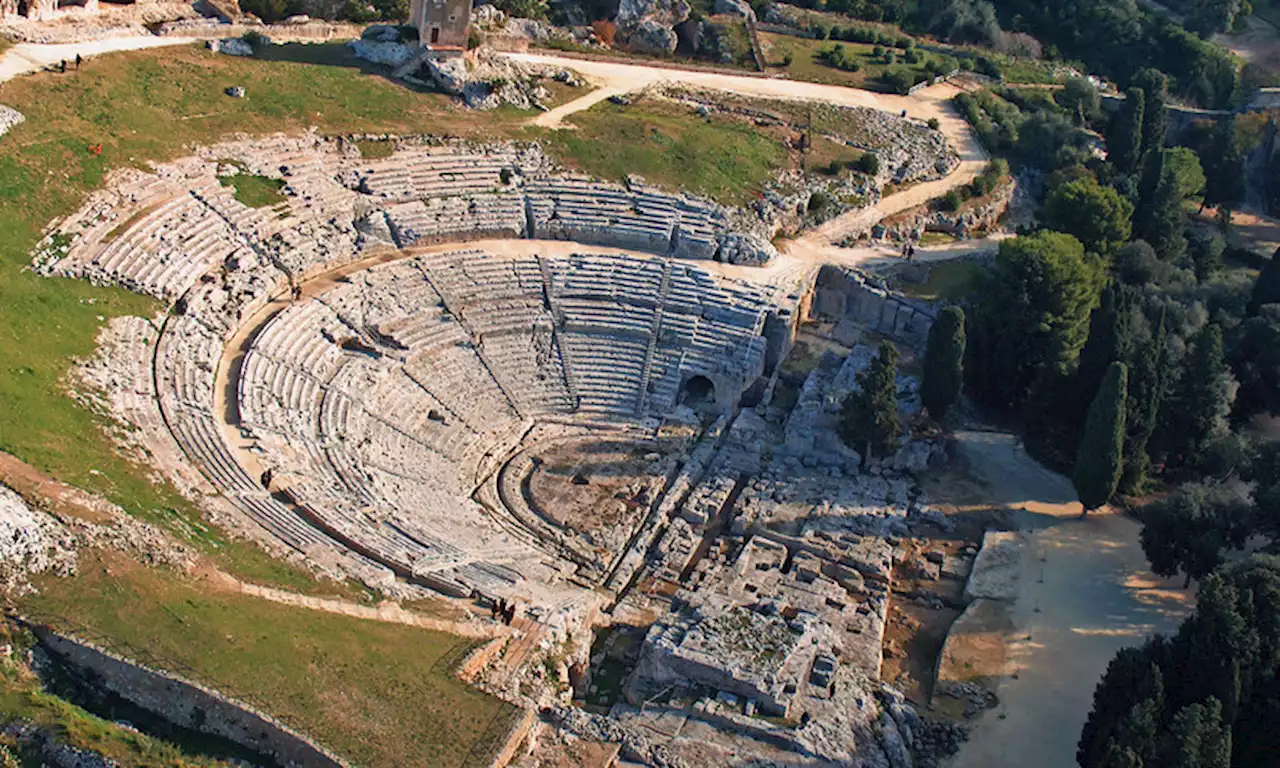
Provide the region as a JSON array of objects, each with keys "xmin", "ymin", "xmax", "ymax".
[
  {"xmin": 425, "ymin": 54, "xmax": 469, "ymax": 93},
  {"xmin": 347, "ymin": 38, "xmax": 412, "ymax": 67},
  {"xmin": 714, "ymin": 0, "xmax": 755, "ymax": 19},
  {"xmin": 963, "ymin": 530, "xmax": 1022, "ymax": 601},
  {"xmin": 616, "ymin": 0, "xmax": 690, "ymax": 28},
  {"xmin": 0, "ymin": 105, "xmax": 25, "ymax": 141},
  {"xmin": 0, "ymin": 484, "xmax": 76, "ymax": 594},
  {"xmin": 209, "ymin": 37, "xmax": 255, "ymax": 56},
  {"xmin": 715, "ymin": 231, "xmax": 778, "ymax": 266},
  {"xmin": 627, "ymin": 17, "xmax": 680, "ymax": 54}
]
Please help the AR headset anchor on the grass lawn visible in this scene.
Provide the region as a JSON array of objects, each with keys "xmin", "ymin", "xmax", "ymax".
[
  {"xmin": 539, "ymin": 97, "xmax": 788, "ymax": 205},
  {"xmin": 2, "ymin": 619, "xmax": 233, "ymax": 768},
  {"xmin": 760, "ymin": 32, "xmax": 934, "ymax": 92},
  {"xmin": 19, "ymin": 551, "xmax": 512, "ymax": 768},
  {"xmin": 898, "ymin": 259, "xmax": 982, "ymax": 301},
  {"xmin": 219, "ymin": 171, "xmax": 286, "ymax": 208},
  {"xmin": 918, "ymin": 230, "xmax": 957, "ymax": 246}
]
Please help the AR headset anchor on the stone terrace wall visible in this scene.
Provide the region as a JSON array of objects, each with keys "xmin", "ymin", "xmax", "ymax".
[
  {"xmin": 30, "ymin": 626, "xmax": 347, "ymax": 768},
  {"xmin": 810, "ymin": 264, "xmax": 935, "ymax": 348}
]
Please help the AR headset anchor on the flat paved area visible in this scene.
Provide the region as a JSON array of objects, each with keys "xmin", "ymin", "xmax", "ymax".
[{"xmin": 948, "ymin": 432, "xmax": 1192, "ymax": 768}]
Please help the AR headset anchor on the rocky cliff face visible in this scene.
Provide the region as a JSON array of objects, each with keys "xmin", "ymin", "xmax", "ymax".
[
  {"xmin": 615, "ymin": 0, "xmax": 690, "ymax": 54},
  {"xmin": 865, "ymin": 180, "xmax": 1015, "ymax": 244}
]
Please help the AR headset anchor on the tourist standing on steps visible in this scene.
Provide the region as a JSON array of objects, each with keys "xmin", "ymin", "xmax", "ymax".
[{"xmin": 75, "ymin": 54, "xmax": 82, "ymax": 70}]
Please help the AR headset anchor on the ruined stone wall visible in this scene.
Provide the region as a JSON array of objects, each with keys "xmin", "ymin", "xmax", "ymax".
[
  {"xmin": 33, "ymin": 628, "xmax": 346, "ymax": 768},
  {"xmin": 810, "ymin": 264, "xmax": 934, "ymax": 348}
]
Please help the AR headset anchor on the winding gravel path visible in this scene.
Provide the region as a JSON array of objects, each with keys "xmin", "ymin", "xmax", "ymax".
[{"xmin": 0, "ymin": 35, "xmax": 196, "ymax": 83}]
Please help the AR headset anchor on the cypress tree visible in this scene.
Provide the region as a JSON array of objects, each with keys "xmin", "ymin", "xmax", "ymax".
[
  {"xmin": 921, "ymin": 306, "xmax": 966, "ymax": 422},
  {"xmin": 839, "ymin": 341, "xmax": 902, "ymax": 458},
  {"xmin": 1120, "ymin": 309, "xmax": 1167, "ymax": 493},
  {"xmin": 1162, "ymin": 699, "xmax": 1232, "ymax": 768},
  {"xmin": 1079, "ymin": 646, "xmax": 1166, "ymax": 768},
  {"xmin": 1077, "ymin": 283, "xmax": 1135, "ymax": 417},
  {"xmin": 1110, "ymin": 87, "xmax": 1145, "ymax": 175},
  {"xmin": 1133, "ymin": 68, "xmax": 1168, "ymax": 161},
  {"xmin": 1074, "ymin": 361, "xmax": 1128, "ymax": 515},
  {"xmin": 1202, "ymin": 116, "xmax": 1244, "ymax": 221},
  {"xmin": 1136, "ymin": 150, "xmax": 1187, "ymax": 261},
  {"xmin": 1163, "ymin": 324, "xmax": 1234, "ymax": 469}
]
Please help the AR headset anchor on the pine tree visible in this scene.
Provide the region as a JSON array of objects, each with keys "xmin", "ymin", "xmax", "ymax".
[
  {"xmin": 1247, "ymin": 248, "xmax": 1280, "ymax": 315},
  {"xmin": 1074, "ymin": 361, "xmax": 1128, "ymax": 515},
  {"xmin": 839, "ymin": 341, "xmax": 902, "ymax": 458},
  {"xmin": 1110, "ymin": 87, "xmax": 1145, "ymax": 175},
  {"xmin": 921, "ymin": 306, "xmax": 965, "ymax": 422},
  {"xmin": 1140, "ymin": 481, "xmax": 1253, "ymax": 587}
]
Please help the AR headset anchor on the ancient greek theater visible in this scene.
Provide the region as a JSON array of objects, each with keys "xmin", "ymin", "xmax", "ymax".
[{"xmin": 1, "ymin": 7, "xmax": 1251, "ymax": 766}]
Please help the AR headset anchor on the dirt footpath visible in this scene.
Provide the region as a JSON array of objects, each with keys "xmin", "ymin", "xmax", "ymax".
[{"xmin": 946, "ymin": 431, "xmax": 1192, "ymax": 768}]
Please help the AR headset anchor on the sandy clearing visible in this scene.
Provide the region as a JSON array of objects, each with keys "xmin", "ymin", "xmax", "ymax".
[{"xmin": 946, "ymin": 431, "xmax": 1192, "ymax": 768}]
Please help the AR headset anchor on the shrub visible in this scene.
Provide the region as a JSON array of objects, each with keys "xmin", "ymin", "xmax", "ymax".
[
  {"xmin": 818, "ymin": 43, "xmax": 860, "ymax": 72},
  {"xmin": 873, "ymin": 45, "xmax": 884, "ymax": 57},
  {"xmin": 591, "ymin": 19, "xmax": 617, "ymax": 46},
  {"xmin": 939, "ymin": 188, "xmax": 966, "ymax": 211},
  {"xmin": 782, "ymin": 52, "xmax": 794, "ymax": 67},
  {"xmin": 491, "ymin": 0, "xmax": 549, "ymax": 20},
  {"xmin": 927, "ymin": 117, "xmax": 940, "ymax": 130},
  {"xmin": 976, "ymin": 55, "xmax": 1002, "ymax": 79},
  {"xmin": 240, "ymin": 0, "xmax": 287, "ymax": 22},
  {"xmin": 808, "ymin": 191, "xmax": 832, "ymax": 213},
  {"xmin": 855, "ymin": 152, "xmax": 880, "ymax": 175},
  {"xmin": 884, "ymin": 67, "xmax": 917, "ymax": 94},
  {"xmin": 241, "ymin": 29, "xmax": 269, "ymax": 49}
]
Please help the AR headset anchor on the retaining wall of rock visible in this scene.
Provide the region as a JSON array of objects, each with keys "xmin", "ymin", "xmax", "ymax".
[
  {"xmin": 30, "ymin": 626, "xmax": 346, "ymax": 768},
  {"xmin": 810, "ymin": 264, "xmax": 935, "ymax": 348}
]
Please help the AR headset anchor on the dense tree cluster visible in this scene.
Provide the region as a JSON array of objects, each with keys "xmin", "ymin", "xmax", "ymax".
[
  {"xmin": 951, "ymin": 54, "xmax": 1274, "ymax": 501},
  {"xmin": 784, "ymin": 0, "xmax": 1252, "ymax": 108},
  {"xmin": 1079, "ymin": 556, "xmax": 1280, "ymax": 768}
]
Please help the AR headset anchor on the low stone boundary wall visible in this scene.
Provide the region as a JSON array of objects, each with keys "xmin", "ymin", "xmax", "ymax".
[
  {"xmin": 19, "ymin": 619, "xmax": 347, "ymax": 767},
  {"xmin": 155, "ymin": 19, "xmax": 365, "ymax": 42},
  {"xmin": 487, "ymin": 707, "xmax": 536, "ymax": 768}
]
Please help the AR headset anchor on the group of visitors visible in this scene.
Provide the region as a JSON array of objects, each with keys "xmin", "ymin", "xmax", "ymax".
[{"xmin": 56, "ymin": 54, "xmax": 83, "ymax": 73}]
